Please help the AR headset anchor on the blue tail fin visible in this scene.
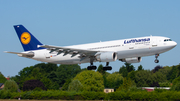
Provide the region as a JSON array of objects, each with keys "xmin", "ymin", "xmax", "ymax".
[{"xmin": 14, "ymin": 25, "xmax": 45, "ymax": 51}]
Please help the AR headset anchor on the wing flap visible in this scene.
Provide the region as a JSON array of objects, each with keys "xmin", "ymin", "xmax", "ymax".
[{"xmin": 38, "ymin": 45, "xmax": 100, "ymax": 56}]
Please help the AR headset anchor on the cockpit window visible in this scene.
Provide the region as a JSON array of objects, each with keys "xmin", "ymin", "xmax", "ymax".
[{"xmin": 164, "ymin": 39, "xmax": 172, "ymax": 42}]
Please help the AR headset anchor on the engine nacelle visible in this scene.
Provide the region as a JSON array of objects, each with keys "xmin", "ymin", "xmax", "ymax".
[
  {"xmin": 96, "ymin": 52, "xmax": 117, "ymax": 62},
  {"xmin": 120, "ymin": 57, "xmax": 142, "ymax": 63}
]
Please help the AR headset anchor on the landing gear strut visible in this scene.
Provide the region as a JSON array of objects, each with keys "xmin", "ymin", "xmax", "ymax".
[
  {"xmin": 103, "ymin": 62, "xmax": 112, "ymax": 71},
  {"xmin": 87, "ymin": 57, "xmax": 97, "ymax": 70},
  {"xmin": 154, "ymin": 54, "xmax": 159, "ymax": 63}
]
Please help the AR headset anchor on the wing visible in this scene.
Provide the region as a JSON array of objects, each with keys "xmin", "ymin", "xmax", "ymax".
[
  {"xmin": 4, "ymin": 51, "xmax": 34, "ymax": 58},
  {"xmin": 38, "ymin": 45, "xmax": 100, "ymax": 58}
]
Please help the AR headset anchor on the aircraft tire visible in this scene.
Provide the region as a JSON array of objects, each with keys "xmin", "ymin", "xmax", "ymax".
[
  {"xmin": 103, "ymin": 66, "xmax": 112, "ymax": 71},
  {"xmin": 154, "ymin": 59, "xmax": 159, "ymax": 63}
]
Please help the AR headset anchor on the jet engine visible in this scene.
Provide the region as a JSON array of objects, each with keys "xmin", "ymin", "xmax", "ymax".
[
  {"xmin": 96, "ymin": 52, "xmax": 117, "ymax": 62},
  {"xmin": 120, "ymin": 57, "xmax": 142, "ymax": 63}
]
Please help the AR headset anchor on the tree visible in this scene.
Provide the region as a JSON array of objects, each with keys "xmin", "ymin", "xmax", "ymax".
[
  {"xmin": 23, "ymin": 80, "xmax": 46, "ymax": 91},
  {"xmin": 135, "ymin": 70, "xmax": 153, "ymax": 87},
  {"xmin": 117, "ymin": 77, "xmax": 134, "ymax": 91},
  {"xmin": 47, "ymin": 71, "xmax": 59, "ymax": 83},
  {"xmin": 119, "ymin": 63, "xmax": 135, "ymax": 77},
  {"xmin": 125, "ymin": 63, "xmax": 135, "ymax": 72},
  {"xmin": 150, "ymin": 82, "xmax": 160, "ymax": 87},
  {"xmin": 171, "ymin": 82, "xmax": 180, "ymax": 91},
  {"xmin": 128, "ymin": 71, "xmax": 137, "ymax": 81},
  {"xmin": 137, "ymin": 65, "xmax": 144, "ymax": 71},
  {"xmin": 34, "ymin": 63, "xmax": 58, "ymax": 75},
  {"xmin": 171, "ymin": 76, "xmax": 180, "ymax": 91},
  {"xmin": 18, "ymin": 66, "xmax": 34, "ymax": 78},
  {"xmin": 97, "ymin": 64, "xmax": 105, "ymax": 74},
  {"xmin": 119, "ymin": 65, "xmax": 128, "ymax": 77},
  {"xmin": 106, "ymin": 73, "xmax": 123, "ymax": 90},
  {"xmin": 167, "ymin": 66, "xmax": 178, "ymax": 82},
  {"xmin": 40, "ymin": 77, "xmax": 52, "ymax": 90},
  {"xmin": 56, "ymin": 64, "xmax": 81, "ymax": 87},
  {"xmin": 73, "ymin": 70, "xmax": 104, "ymax": 92},
  {"xmin": 0, "ymin": 72, "xmax": 7, "ymax": 83},
  {"xmin": 3, "ymin": 80, "xmax": 19, "ymax": 92},
  {"xmin": 152, "ymin": 65, "xmax": 163, "ymax": 73},
  {"xmin": 68, "ymin": 79, "xmax": 83, "ymax": 92},
  {"xmin": 61, "ymin": 79, "xmax": 72, "ymax": 91},
  {"xmin": 135, "ymin": 69, "xmax": 166, "ymax": 87}
]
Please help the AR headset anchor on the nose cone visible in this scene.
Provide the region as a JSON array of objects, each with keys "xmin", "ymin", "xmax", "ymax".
[{"xmin": 173, "ymin": 41, "xmax": 177, "ymax": 47}]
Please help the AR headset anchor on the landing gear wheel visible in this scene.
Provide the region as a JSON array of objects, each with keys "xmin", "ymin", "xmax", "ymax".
[
  {"xmin": 154, "ymin": 54, "xmax": 159, "ymax": 63},
  {"xmin": 87, "ymin": 57, "xmax": 97, "ymax": 70},
  {"xmin": 103, "ymin": 62, "xmax": 112, "ymax": 71},
  {"xmin": 154, "ymin": 59, "xmax": 159, "ymax": 63},
  {"xmin": 103, "ymin": 66, "xmax": 112, "ymax": 71},
  {"xmin": 87, "ymin": 66, "xmax": 97, "ymax": 70}
]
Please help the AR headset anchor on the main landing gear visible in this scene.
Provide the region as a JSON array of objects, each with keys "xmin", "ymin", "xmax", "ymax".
[
  {"xmin": 87, "ymin": 63, "xmax": 97, "ymax": 70},
  {"xmin": 154, "ymin": 54, "xmax": 159, "ymax": 63},
  {"xmin": 87, "ymin": 57, "xmax": 112, "ymax": 71},
  {"xmin": 103, "ymin": 62, "xmax": 112, "ymax": 71},
  {"xmin": 87, "ymin": 57, "xmax": 97, "ymax": 70}
]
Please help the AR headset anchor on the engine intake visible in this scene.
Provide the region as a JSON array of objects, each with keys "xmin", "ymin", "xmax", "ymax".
[{"xmin": 96, "ymin": 52, "xmax": 117, "ymax": 62}]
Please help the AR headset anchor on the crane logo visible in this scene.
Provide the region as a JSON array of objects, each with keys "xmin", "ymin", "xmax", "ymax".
[{"xmin": 21, "ymin": 32, "xmax": 31, "ymax": 45}]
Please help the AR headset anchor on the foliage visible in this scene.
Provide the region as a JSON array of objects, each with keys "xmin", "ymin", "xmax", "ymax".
[
  {"xmin": 171, "ymin": 76, "xmax": 180, "ymax": 91},
  {"xmin": 97, "ymin": 64, "xmax": 105, "ymax": 74},
  {"xmin": 135, "ymin": 70, "xmax": 153, "ymax": 87},
  {"xmin": 172, "ymin": 76, "xmax": 180, "ymax": 86},
  {"xmin": 73, "ymin": 70, "xmax": 104, "ymax": 92},
  {"xmin": 167, "ymin": 66, "xmax": 179, "ymax": 82},
  {"xmin": 127, "ymin": 71, "xmax": 137, "ymax": 81},
  {"xmin": 135, "ymin": 69, "xmax": 167, "ymax": 87},
  {"xmin": 150, "ymin": 82, "xmax": 160, "ymax": 87},
  {"xmin": 119, "ymin": 63, "xmax": 135, "ymax": 77},
  {"xmin": 125, "ymin": 63, "xmax": 135, "ymax": 72},
  {"xmin": 47, "ymin": 71, "xmax": 59, "ymax": 83},
  {"xmin": 3, "ymin": 80, "xmax": 19, "ymax": 92},
  {"xmin": 119, "ymin": 65, "xmax": 128, "ymax": 77},
  {"xmin": 137, "ymin": 65, "xmax": 144, "ymax": 71},
  {"xmin": 68, "ymin": 79, "xmax": 83, "ymax": 92},
  {"xmin": 1, "ymin": 90, "xmax": 180, "ymax": 100},
  {"xmin": 23, "ymin": 80, "xmax": 46, "ymax": 91},
  {"xmin": 61, "ymin": 79, "xmax": 72, "ymax": 91},
  {"xmin": 159, "ymin": 82, "xmax": 171, "ymax": 87},
  {"xmin": 0, "ymin": 72, "xmax": 7, "ymax": 83},
  {"xmin": 40, "ymin": 77, "xmax": 52, "ymax": 90},
  {"xmin": 106, "ymin": 72, "xmax": 123, "ymax": 90},
  {"xmin": 117, "ymin": 77, "xmax": 135, "ymax": 91},
  {"xmin": 171, "ymin": 82, "xmax": 180, "ymax": 91},
  {"xmin": 33, "ymin": 63, "xmax": 58, "ymax": 74},
  {"xmin": 12, "ymin": 63, "xmax": 59, "ymax": 90},
  {"xmin": 152, "ymin": 65, "xmax": 163, "ymax": 73},
  {"xmin": 56, "ymin": 64, "xmax": 81, "ymax": 87}
]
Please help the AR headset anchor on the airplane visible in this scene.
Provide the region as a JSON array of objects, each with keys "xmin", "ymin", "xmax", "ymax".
[{"xmin": 5, "ymin": 25, "xmax": 177, "ymax": 70}]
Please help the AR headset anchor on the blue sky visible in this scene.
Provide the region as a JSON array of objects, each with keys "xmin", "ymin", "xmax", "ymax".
[{"xmin": 0, "ymin": 0, "xmax": 180, "ymax": 77}]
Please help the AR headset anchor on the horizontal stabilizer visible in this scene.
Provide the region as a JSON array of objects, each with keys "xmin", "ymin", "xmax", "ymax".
[{"xmin": 4, "ymin": 51, "xmax": 34, "ymax": 57}]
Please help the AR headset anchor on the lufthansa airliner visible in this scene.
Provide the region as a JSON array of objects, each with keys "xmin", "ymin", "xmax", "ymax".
[{"xmin": 5, "ymin": 25, "xmax": 177, "ymax": 70}]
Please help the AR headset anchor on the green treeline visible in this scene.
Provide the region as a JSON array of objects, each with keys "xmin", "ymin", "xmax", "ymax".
[
  {"xmin": 1, "ymin": 90, "xmax": 180, "ymax": 100},
  {"xmin": 1, "ymin": 63, "xmax": 180, "ymax": 100}
]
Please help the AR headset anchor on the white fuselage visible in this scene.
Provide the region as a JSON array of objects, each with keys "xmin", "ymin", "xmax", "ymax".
[{"xmin": 26, "ymin": 36, "xmax": 177, "ymax": 64}]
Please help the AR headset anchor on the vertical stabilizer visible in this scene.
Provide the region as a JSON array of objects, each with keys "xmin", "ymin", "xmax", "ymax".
[{"xmin": 14, "ymin": 25, "xmax": 45, "ymax": 51}]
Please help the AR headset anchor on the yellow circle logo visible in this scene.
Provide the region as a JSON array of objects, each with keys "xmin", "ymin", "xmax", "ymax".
[{"xmin": 21, "ymin": 32, "xmax": 31, "ymax": 44}]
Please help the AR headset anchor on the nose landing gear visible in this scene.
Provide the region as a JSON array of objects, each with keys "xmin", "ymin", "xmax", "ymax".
[{"xmin": 154, "ymin": 54, "xmax": 159, "ymax": 63}]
